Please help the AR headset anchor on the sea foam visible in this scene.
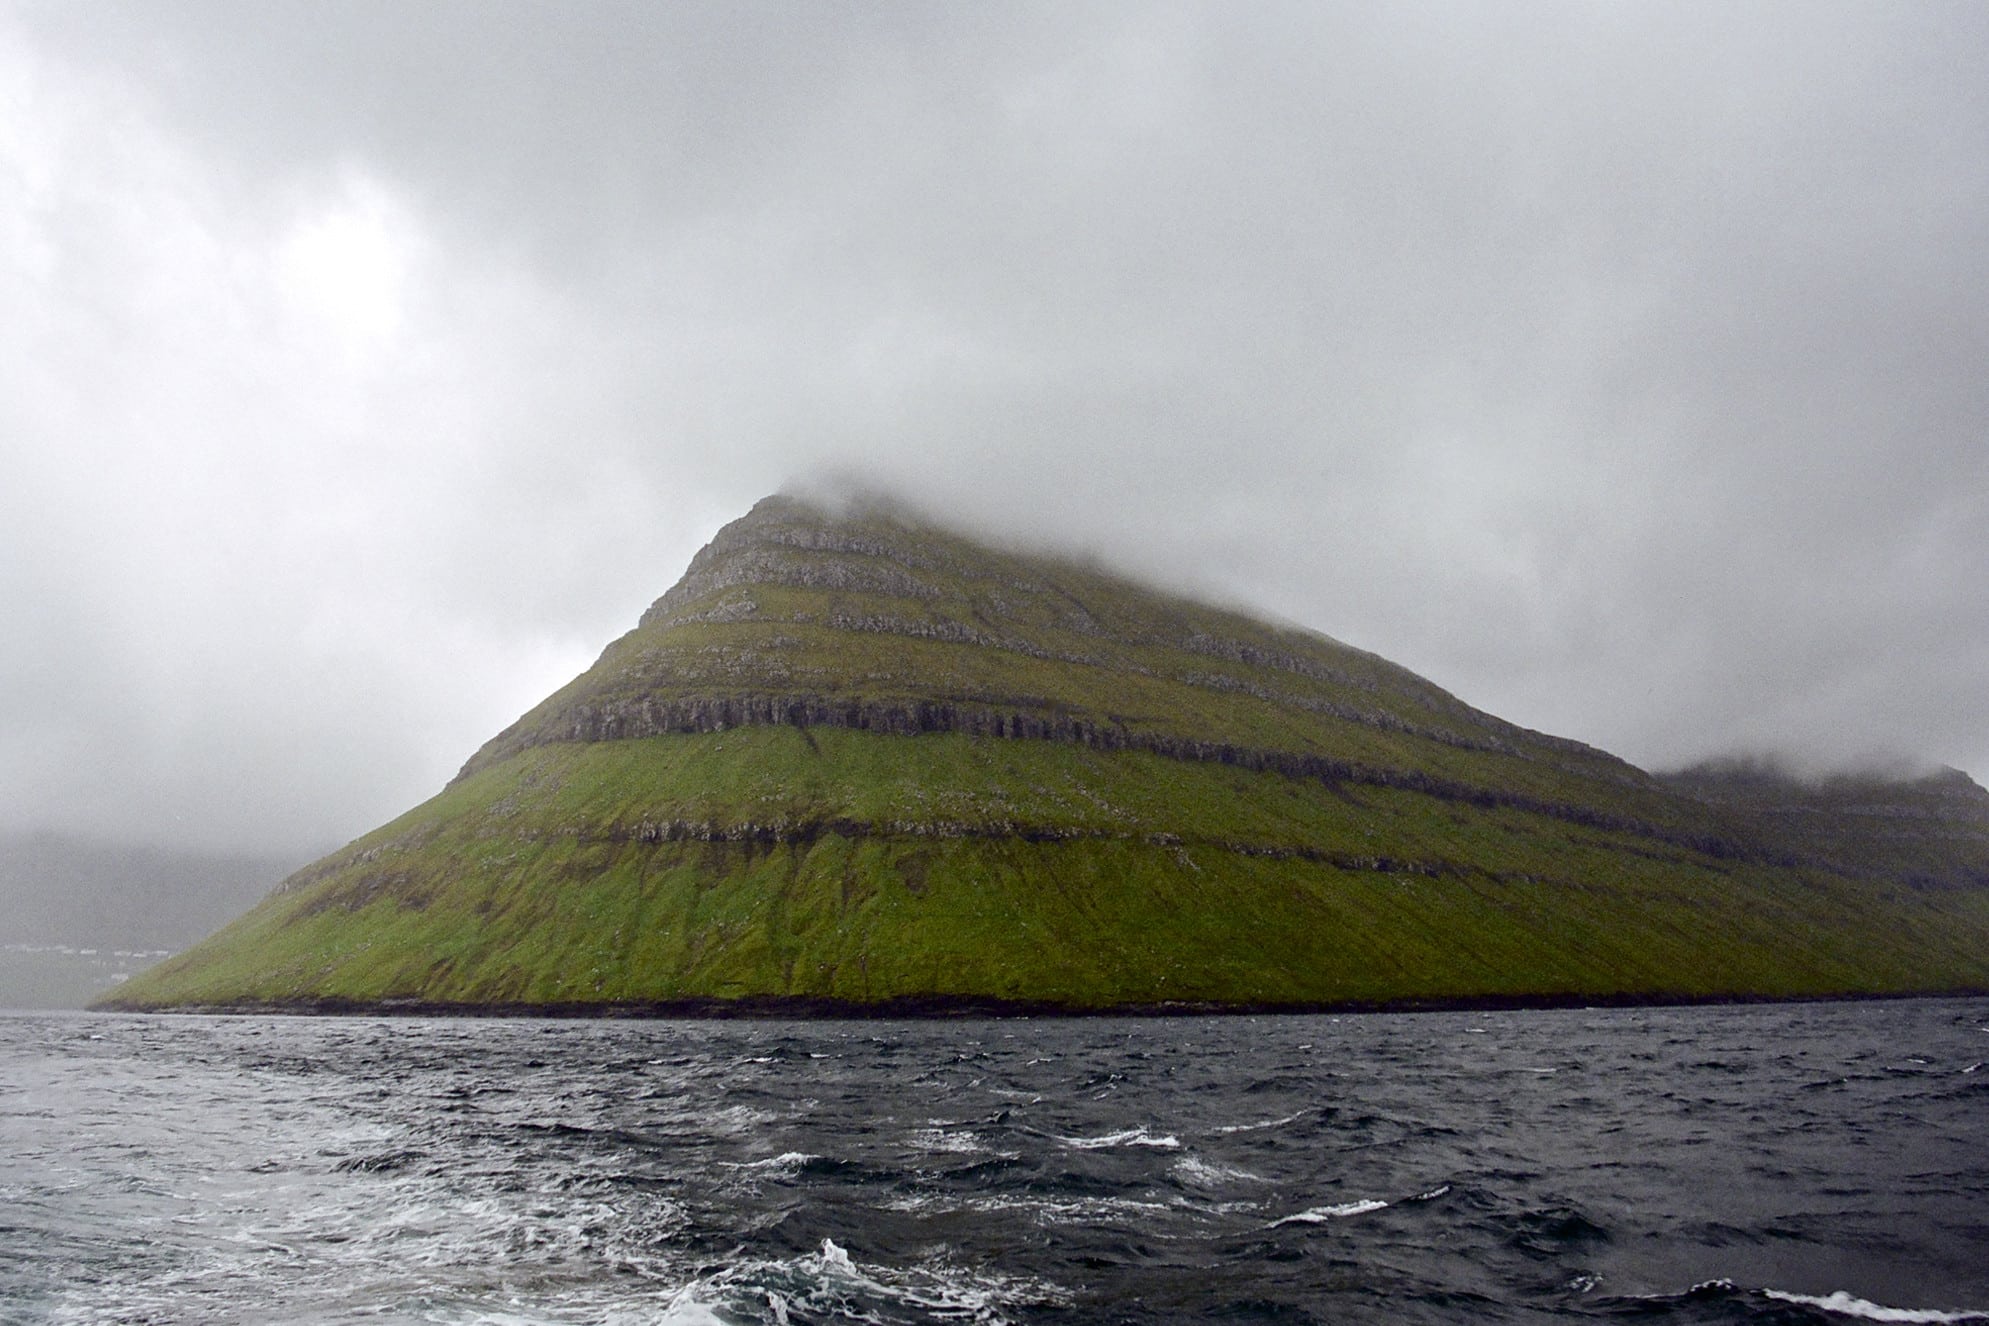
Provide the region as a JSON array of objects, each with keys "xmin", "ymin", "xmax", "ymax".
[
  {"xmin": 1272, "ymin": 1198, "xmax": 1389, "ymax": 1225},
  {"xmin": 1053, "ymin": 1126, "xmax": 1180, "ymax": 1150},
  {"xmin": 1761, "ymin": 1290, "xmax": 1989, "ymax": 1323}
]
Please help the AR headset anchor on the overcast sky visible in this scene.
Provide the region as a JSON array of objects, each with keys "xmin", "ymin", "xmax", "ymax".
[{"xmin": 4, "ymin": 1, "xmax": 1985, "ymax": 856}]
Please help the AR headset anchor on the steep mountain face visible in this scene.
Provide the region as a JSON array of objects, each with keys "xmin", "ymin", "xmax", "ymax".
[{"xmin": 101, "ymin": 495, "xmax": 1989, "ymax": 1013}]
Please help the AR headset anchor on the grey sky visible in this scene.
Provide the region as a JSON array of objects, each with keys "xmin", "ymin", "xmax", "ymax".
[{"xmin": 3, "ymin": 1, "xmax": 1985, "ymax": 855}]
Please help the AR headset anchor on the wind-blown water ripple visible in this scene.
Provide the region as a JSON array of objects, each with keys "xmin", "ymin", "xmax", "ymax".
[{"xmin": 3, "ymin": 1000, "xmax": 1986, "ymax": 1323}]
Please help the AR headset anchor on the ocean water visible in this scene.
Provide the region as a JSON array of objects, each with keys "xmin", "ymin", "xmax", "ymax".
[{"xmin": 3, "ymin": 1000, "xmax": 1986, "ymax": 1325}]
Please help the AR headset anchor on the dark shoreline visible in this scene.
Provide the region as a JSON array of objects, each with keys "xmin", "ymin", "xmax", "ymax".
[{"xmin": 94, "ymin": 986, "xmax": 1989, "ymax": 1020}]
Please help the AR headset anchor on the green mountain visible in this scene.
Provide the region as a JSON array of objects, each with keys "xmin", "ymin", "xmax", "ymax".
[{"xmin": 100, "ymin": 494, "xmax": 1989, "ymax": 1014}]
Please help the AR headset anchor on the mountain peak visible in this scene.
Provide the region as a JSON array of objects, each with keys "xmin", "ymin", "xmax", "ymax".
[{"xmin": 458, "ymin": 491, "xmax": 1551, "ymax": 791}]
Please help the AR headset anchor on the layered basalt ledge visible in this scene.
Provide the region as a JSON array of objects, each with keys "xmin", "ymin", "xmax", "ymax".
[{"xmin": 457, "ymin": 693, "xmax": 1748, "ymax": 859}]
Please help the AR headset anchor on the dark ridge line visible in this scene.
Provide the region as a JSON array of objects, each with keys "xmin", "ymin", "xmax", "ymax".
[
  {"xmin": 98, "ymin": 987, "xmax": 1989, "ymax": 1021},
  {"xmin": 452, "ymin": 694, "xmax": 1765, "ymax": 864}
]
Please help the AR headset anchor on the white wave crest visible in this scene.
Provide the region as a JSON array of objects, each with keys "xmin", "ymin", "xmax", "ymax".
[
  {"xmin": 652, "ymin": 1236, "xmax": 1069, "ymax": 1324},
  {"xmin": 1272, "ymin": 1198, "xmax": 1389, "ymax": 1226},
  {"xmin": 1213, "ymin": 1111, "xmax": 1306, "ymax": 1135},
  {"xmin": 1172, "ymin": 1154, "xmax": 1263, "ymax": 1186},
  {"xmin": 817, "ymin": 1236, "xmax": 857, "ymax": 1276},
  {"xmin": 653, "ymin": 1291, "xmax": 732, "ymax": 1326},
  {"xmin": 1762, "ymin": 1290, "xmax": 1989, "ymax": 1323},
  {"xmin": 1054, "ymin": 1127, "xmax": 1180, "ymax": 1150},
  {"xmin": 883, "ymin": 1191, "xmax": 1173, "ymax": 1225},
  {"xmin": 907, "ymin": 1126, "xmax": 985, "ymax": 1155},
  {"xmin": 721, "ymin": 1151, "xmax": 819, "ymax": 1175}
]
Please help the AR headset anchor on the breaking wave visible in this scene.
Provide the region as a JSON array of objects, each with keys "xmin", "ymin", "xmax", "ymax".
[{"xmin": 1760, "ymin": 1289, "xmax": 1989, "ymax": 1323}]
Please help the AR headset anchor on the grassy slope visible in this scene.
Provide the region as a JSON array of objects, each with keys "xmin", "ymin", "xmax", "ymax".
[{"xmin": 104, "ymin": 727, "xmax": 1989, "ymax": 1010}]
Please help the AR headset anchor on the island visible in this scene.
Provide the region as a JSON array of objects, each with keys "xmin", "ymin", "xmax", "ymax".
[{"xmin": 99, "ymin": 493, "xmax": 1989, "ymax": 1015}]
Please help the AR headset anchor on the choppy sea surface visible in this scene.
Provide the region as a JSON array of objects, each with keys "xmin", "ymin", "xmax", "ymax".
[{"xmin": 3, "ymin": 1000, "xmax": 1987, "ymax": 1325}]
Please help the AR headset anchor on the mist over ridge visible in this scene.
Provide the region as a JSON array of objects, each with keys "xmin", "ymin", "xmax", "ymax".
[{"xmin": 763, "ymin": 477, "xmax": 1968, "ymax": 791}]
